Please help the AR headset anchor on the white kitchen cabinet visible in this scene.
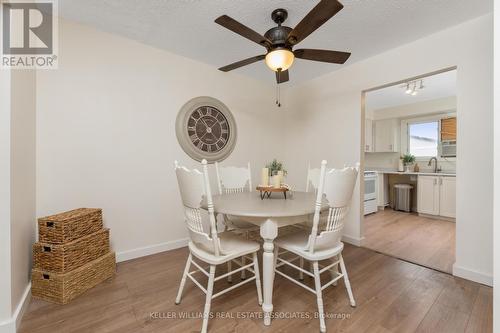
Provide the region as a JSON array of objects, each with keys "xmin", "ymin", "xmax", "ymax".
[
  {"xmin": 439, "ymin": 177, "xmax": 456, "ymax": 218},
  {"xmin": 417, "ymin": 176, "xmax": 440, "ymax": 215},
  {"xmin": 365, "ymin": 119, "xmax": 373, "ymax": 152},
  {"xmin": 374, "ymin": 119, "xmax": 399, "ymax": 152},
  {"xmin": 417, "ymin": 175, "xmax": 455, "ymax": 218}
]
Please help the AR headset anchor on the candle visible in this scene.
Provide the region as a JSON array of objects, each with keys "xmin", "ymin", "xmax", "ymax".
[
  {"xmin": 277, "ymin": 170, "xmax": 284, "ymax": 186},
  {"xmin": 273, "ymin": 175, "xmax": 281, "ymax": 188},
  {"xmin": 261, "ymin": 168, "xmax": 269, "ymax": 186}
]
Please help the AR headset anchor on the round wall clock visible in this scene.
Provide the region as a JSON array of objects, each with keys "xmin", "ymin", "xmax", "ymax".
[{"xmin": 176, "ymin": 96, "xmax": 237, "ymax": 163}]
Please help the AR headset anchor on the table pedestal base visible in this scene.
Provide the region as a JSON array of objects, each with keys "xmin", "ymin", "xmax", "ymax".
[{"xmin": 260, "ymin": 219, "xmax": 278, "ymax": 326}]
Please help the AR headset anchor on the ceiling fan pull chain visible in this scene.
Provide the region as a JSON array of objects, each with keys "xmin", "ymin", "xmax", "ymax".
[
  {"xmin": 275, "ymin": 83, "xmax": 279, "ymax": 107},
  {"xmin": 276, "ymin": 71, "xmax": 281, "ymax": 107}
]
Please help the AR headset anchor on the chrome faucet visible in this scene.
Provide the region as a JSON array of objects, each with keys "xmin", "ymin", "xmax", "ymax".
[{"xmin": 427, "ymin": 157, "xmax": 440, "ymax": 173}]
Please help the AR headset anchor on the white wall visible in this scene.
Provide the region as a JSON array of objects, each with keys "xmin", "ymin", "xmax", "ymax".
[
  {"xmin": 0, "ymin": 69, "xmax": 13, "ymax": 328},
  {"xmin": 0, "ymin": 67, "xmax": 37, "ymax": 333},
  {"xmin": 493, "ymin": 0, "xmax": 499, "ymax": 330},
  {"xmin": 284, "ymin": 14, "xmax": 493, "ymax": 285},
  {"xmin": 10, "ymin": 70, "xmax": 36, "ymax": 313},
  {"xmin": 282, "ymin": 90, "xmax": 363, "ymax": 244},
  {"xmin": 36, "ymin": 19, "xmax": 283, "ymax": 260}
]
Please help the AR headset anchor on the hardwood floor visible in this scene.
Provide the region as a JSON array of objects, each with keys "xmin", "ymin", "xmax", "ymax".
[
  {"xmin": 19, "ymin": 243, "xmax": 491, "ymax": 333},
  {"xmin": 363, "ymin": 209, "xmax": 455, "ymax": 273}
]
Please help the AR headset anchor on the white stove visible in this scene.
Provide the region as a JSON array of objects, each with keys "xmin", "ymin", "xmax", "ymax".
[{"xmin": 364, "ymin": 171, "xmax": 378, "ymax": 215}]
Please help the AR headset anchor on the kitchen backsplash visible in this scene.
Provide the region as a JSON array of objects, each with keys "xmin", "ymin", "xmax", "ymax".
[{"xmin": 365, "ymin": 152, "xmax": 456, "ymax": 173}]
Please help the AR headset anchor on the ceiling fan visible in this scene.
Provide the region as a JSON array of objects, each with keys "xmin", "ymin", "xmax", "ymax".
[{"xmin": 214, "ymin": 0, "xmax": 351, "ymax": 84}]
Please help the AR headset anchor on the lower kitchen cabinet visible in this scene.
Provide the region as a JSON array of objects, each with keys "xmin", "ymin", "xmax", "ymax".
[
  {"xmin": 417, "ymin": 175, "xmax": 456, "ymax": 219},
  {"xmin": 439, "ymin": 176, "xmax": 456, "ymax": 218}
]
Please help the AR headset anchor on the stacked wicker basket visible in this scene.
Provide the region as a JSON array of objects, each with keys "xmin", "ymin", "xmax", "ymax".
[{"xmin": 31, "ymin": 208, "xmax": 116, "ymax": 304}]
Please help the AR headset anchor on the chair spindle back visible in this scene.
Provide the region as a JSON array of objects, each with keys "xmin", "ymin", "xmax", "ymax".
[
  {"xmin": 215, "ymin": 162, "xmax": 252, "ymax": 195},
  {"xmin": 307, "ymin": 161, "xmax": 359, "ymax": 253},
  {"xmin": 175, "ymin": 160, "xmax": 221, "ymax": 256}
]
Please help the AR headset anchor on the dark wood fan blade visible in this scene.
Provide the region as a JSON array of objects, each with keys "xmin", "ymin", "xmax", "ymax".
[
  {"xmin": 218, "ymin": 55, "xmax": 266, "ymax": 72},
  {"xmin": 215, "ymin": 15, "xmax": 271, "ymax": 47},
  {"xmin": 276, "ymin": 70, "xmax": 289, "ymax": 84},
  {"xmin": 294, "ymin": 49, "xmax": 351, "ymax": 64},
  {"xmin": 287, "ymin": 0, "xmax": 343, "ymax": 45}
]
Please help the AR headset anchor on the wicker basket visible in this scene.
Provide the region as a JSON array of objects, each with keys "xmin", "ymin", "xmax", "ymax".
[
  {"xmin": 32, "ymin": 252, "xmax": 116, "ymax": 304},
  {"xmin": 38, "ymin": 208, "xmax": 103, "ymax": 244},
  {"xmin": 33, "ymin": 229, "xmax": 110, "ymax": 273}
]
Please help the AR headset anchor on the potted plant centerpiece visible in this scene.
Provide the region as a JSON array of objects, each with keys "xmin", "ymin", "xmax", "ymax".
[
  {"xmin": 402, "ymin": 153, "xmax": 416, "ymax": 173},
  {"xmin": 266, "ymin": 159, "xmax": 287, "ymax": 188}
]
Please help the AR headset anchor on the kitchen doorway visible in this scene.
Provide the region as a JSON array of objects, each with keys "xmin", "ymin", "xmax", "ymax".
[{"xmin": 360, "ymin": 68, "xmax": 457, "ymax": 273}]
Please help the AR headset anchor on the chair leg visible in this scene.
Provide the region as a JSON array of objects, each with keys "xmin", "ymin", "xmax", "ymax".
[
  {"xmin": 339, "ymin": 254, "xmax": 356, "ymax": 307},
  {"xmin": 252, "ymin": 252, "xmax": 263, "ymax": 305},
  {"xmin": 175, "ymin": 254, "xmax": 192, "ymax": 304},
  {"xmin": 313, "ymin": 261, "xmax": 327, "ymax": 333},
  {"xmin": 227, "ymin": 261, "xmax": 232, "ymax": 283},
  {"xmin": 331, "ymin": 256, "xmax": 339, "ymax": 286},
  {"xmin": 201, "ymin": 265, "xmax": 216, "ymax": 333},
  {"xmin": 299, "ymin": 257, "xmax": 304, "ymax": 280},
  {"xmin": 241, "ymin": 256, "xmax": 246, "ymax": 279}
]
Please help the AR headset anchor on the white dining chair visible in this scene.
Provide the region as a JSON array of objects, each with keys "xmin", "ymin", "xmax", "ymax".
[
  {"xmin": 215, "ymin": 161, "xmax": 260, "ymax": 280},
  {"xmin": 174, "ymin": 160, "xmax": 263, "ymax": 333},
  {"xmin": 274, "ymin": 160, "xmax": 359, "ymax": 333},
  {"xmin": 305, "ymin": 162, "xmax": 323, "ymax": 193},
  {"xmin": 295, "ymin": 163, "xmax": 332, "ymax": 232}
]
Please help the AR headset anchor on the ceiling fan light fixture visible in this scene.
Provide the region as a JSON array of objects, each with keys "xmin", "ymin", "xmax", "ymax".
[{"xmin": 265, "ymin": 48, "xmax": 295, "ymax": 72}]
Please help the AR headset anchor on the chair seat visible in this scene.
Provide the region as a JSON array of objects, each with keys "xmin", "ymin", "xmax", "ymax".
[
  {"xmin": 189, "ymin": 232, "xmax": 260, "ymax": 265},
  {"xmin": 275, "ymin": 231, "xmax": 344, "ymax": 261}
]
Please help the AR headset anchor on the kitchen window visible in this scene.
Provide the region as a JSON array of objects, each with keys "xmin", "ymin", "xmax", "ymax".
[{"xmin": 407, "ymin": 120, "xmax": 439, "ymax": 157}]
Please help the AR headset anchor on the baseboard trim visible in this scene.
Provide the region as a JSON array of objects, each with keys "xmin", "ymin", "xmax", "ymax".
[
  {"xmin": 14, "ymin": 284, "xmax": 31, "ymax": 330},
  {"xmin": 116, "ymin": 238, "xmax": 189, "ymax": 263},
  {"xmin": 418, "ymin": 213, "xmax": 455, "ymax": 223},
  {"xmin": 0, "ymin": 283, "xmax": 31, "ymax": 333},
  {"xmin": 0, "ymin": 319, "xmax": 15, "ymax": 333},
  {"xmin": 0, "ymin": 239, "xmax": 191, "ymax": 332},
  {"xmin": 453, "ymin": 264, "xmax": 492, "ymax": 286},
  {"xmin": 342, "ymin": 234, "xmax": 365, "ymax": 247}
]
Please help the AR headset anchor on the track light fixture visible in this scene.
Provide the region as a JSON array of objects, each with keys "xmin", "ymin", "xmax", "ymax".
[{"xmin": 402, "ymin": 79, "xmax": 424, "ymax": 96}]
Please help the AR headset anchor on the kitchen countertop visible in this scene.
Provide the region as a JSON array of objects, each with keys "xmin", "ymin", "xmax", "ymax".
[{"xmin": 365, "ymin": 167, "xmax": 456, "ymax": 177}]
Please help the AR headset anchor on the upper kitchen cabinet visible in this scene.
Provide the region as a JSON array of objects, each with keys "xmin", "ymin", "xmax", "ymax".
[
  {"xmin": 374, "ymin": 119, "xmax": 399, "ymax": 152},
  {"xmin": 365, "ymin": 118, "xmax": 374, "ymax": 152}
]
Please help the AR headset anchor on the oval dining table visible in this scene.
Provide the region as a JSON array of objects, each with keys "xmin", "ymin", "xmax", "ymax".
[{"xmin": 203, "ymin": 190, "xmax": 328, "ymax": 326}]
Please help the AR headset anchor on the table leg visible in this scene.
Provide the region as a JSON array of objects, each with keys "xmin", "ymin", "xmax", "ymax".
[{"xmin": 260, "ymin": 219, "xmax": 278, "ymax": 326}]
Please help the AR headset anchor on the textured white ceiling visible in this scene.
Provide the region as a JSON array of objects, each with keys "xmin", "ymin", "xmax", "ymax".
[
  {"xmin": 367, "ymin": 70, "xmax": 456, "ymax": 111},
  {"xmin": 57, "ymin": 0, "xmax": 492, "ymax": 85}
]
